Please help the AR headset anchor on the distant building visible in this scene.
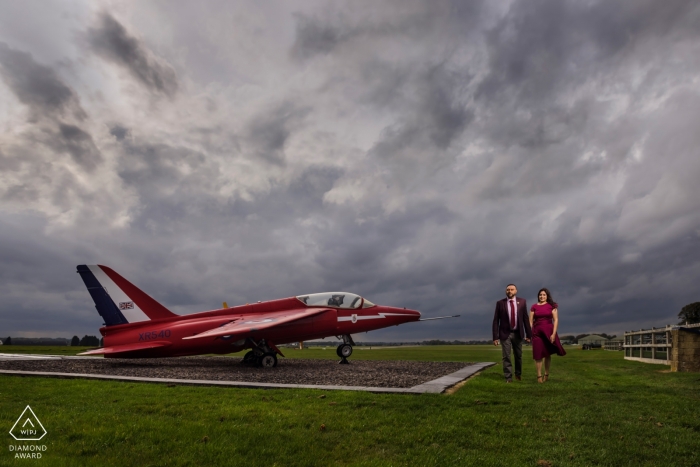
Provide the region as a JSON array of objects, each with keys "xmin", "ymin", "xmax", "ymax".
[{"xmin": 578, "ymin": 334, "xmax": 609, "ymax": 346}]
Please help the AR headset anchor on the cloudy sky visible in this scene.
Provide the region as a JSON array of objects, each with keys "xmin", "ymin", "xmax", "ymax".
[{"xmin": 1, "ymin": 0, "xmax": 699, "ymax": 342}]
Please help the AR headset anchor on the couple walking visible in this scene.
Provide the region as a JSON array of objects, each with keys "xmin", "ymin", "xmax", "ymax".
[{"xmin": 492, "ymin": 284, "xmax": 566, "ymax": 383}]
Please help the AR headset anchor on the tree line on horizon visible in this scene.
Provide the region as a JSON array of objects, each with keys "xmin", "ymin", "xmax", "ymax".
[
  {"xmin": 70, "ymin": 335, "xmax": 101, "ymax": 346},
  {"xmin": 678, "ymin": 302, "xmax": 700, "ymax": 325},
  {"xmin": 0, "ymin": 336, "xmax": 102, "ymax": 346}
]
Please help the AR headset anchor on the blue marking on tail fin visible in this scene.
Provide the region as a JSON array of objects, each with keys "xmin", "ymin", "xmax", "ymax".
[{"xmin": 77, "ymin": 265, "xmax": 128, "ymax": 326}]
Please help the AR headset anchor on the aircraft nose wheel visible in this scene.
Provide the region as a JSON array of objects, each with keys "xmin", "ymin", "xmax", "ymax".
[
  {"xmin": 337, "ymin": 343, "xmax": 352, "ymax": 364},
  {"xmin": 259, "ymin": 353, "xmax": 278, "ymax": 368}
]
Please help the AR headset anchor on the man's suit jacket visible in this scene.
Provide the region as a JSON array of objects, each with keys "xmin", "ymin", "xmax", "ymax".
[{"xmin": 492, "ymin": 297, "xmax": 532, "ymax": 341}]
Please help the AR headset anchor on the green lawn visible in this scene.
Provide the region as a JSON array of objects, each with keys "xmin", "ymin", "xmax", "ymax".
[{"xmin": 1, "ymin": 345, "xmax": 698, "ymax": 466}]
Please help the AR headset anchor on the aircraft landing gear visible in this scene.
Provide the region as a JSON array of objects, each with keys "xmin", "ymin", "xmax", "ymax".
[
  {"xmin": 336, "ymin": 334, "xmax": 355, "ymax": 364},
  {"xmin": 259, "ymin": 353, "xmax": 277, "ymax": 368},
  {"xmin": 337, "ymin": 344, "xmax": 352, "ymax": 364},
  {"xmin": 242, "ymin": 350, "xmax": 256, "ymax": 366},
  {"xmin": 242, "ymin": 339, "xmax": 282, "ymax": 368}
]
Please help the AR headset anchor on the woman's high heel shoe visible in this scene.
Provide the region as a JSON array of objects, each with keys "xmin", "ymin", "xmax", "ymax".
[
  {"xmin": 537, "ymin": 375, "xmax": 544, "ymax": 383},
  {"xmin": 543, "ymin": 373, "xmax": 549, "ymax": 382}
]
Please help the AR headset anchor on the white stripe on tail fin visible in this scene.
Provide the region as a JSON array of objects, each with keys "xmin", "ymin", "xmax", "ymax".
[
  {"xmin": 87, "ymin": 265, "xmax": 149, "ymax": 322},
  {"xmin": 77, "ymin": 264, "xmax": 177, "ymax": 325}
]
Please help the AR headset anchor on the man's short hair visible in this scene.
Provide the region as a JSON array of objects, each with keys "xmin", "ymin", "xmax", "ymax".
[{"xmin": 506, "ymin": 283, "xmax": 517, "ymax": 289}]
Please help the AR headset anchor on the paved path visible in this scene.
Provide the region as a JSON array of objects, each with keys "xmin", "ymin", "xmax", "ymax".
[
  {"xmin": 0, "ymin": 354, "xmax": 495, "ymax": 394},
  {"xmin": 0, "ymin": 353, "xmax": 98, "ymax": 360}
]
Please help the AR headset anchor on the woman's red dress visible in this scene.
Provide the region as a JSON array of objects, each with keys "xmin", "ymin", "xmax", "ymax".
[{"xmin": 531, "ymin": 303, "xmax": 566, "ymax": 360}]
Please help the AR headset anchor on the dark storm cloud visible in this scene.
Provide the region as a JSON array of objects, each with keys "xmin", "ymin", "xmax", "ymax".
[
  {"xmin": 0, "ymin": 213, "xmax": 99, "ymax": 336},
  {"xmin": 117, "ymin": 141, "xmax": 208, "ymax": 198},
  {"xmin": 314, "ymin": 200, "xmax": 456, "ymax": 286},
  {"xmin": 291, "ymin": 14, "xmax": 342, "ymax": 59},
  {"xmin": 0, "ymin": 42, "xmax": 86, "ymax": 120},
  {"xmin": 291, "ymin": 1, "xmax": 485, "ymax": 61},
  {"xmin": 109, "ymin": 125, "xmax": 129, "ymax": 141},
  {"xmin": 246, "ymin": 104, "xmax": 310, "ymax": 165},
  {"xmin": 466, "ymin": 0, "xmax": 700, "ymax": 204},
  {"xmin": 0, "ymin": 215, "xmax": 70, "ymax": 289},
  {"xmin": 2, "ymin": 1, "xmax": 700, "ymax": 342},
  {"xmin": 367, "ymin": 64, "xmax": 473, "ymax": 183},
  {"xmin": 290, "ymin": 6, "xmax": 477, "ymax": 187},
  {"xmin": 418, "ymin": 66, "xmax": 474, "ymax": 150},
  {"xmin": 119, "ymin": 148, "xmax": 342, "ymax": 240},
  {"xmin": 286, "ymin": 165, "xmax": 344, "ymax": 208},
  {"xmin": 505, "ymin": 206, "xmax": 700, "ymax": 331},
  {"xmin": 0, "ymin": 42, "xmax": 101, "ymax": 172},
  {"xmin": 54, "ymin": 124, "xmax": 102, "ymax": 170},
  {"xmin": 477, "ymin": 0, "xmax": 699, "ymax": 103},
  {"xmin": 88, "ymin": 13, "xmax": 178, "ymax": 97}
]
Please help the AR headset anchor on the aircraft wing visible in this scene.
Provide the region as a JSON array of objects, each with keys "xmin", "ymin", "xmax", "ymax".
[
  {"xmin": 183, "ymin": 308, "xmax": 331, "ymax": 341},
  {"xmin": 78, "ymin": 341, "xmax": 172, "ymax": 356}
]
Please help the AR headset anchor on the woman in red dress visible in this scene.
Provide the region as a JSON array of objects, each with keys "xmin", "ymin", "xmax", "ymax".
[{"xmin": 529, "ymin": 288, "xmax": 566, "ymax": 383}]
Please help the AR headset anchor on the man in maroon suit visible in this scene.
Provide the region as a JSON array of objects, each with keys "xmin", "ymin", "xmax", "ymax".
[{"xmin": 492, "ymin": 284, "xmax": 532, "ymax": 382}]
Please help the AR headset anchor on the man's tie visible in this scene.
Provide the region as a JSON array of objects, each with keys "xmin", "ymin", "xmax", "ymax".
[{"xmin": 509, "ymin": 300, "xmax": 515, "ymax": 330}]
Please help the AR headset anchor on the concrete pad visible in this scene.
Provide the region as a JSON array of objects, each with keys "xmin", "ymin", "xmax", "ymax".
[
  {"xmin": 0, "ymin": 353, "xmax": 100, "ymax": 361},
  {"xmin": 0, "ymin": 356, "xmax": 495, "ymax": 394},
  {"xmin": 0, "ymin": 353, "xmax": 62, "ymax": 360},
  {"xmin": 406, "ymin": 362, "xmax": 496, "ymax": 393}
]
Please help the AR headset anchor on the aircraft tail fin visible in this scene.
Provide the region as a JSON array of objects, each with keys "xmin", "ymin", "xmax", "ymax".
[{"xmin": 76, "ymin": 265, "xmax": 177, "ymax": 326}]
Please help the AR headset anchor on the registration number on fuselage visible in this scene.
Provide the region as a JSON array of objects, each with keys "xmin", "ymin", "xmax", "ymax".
[{"xmin": 139, "ymin": 330, "xmax": 172, "ymax": 341}]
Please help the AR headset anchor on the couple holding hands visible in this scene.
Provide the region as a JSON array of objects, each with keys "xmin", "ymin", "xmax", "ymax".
[{"xmin": 492, "ymin": 284, "xmax": 566, "ymax": 383}]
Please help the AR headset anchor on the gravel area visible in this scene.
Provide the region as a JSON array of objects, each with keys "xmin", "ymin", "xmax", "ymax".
[{"xmin": 0, "ymin": 357, "xmax": 472, "ymax": 388}]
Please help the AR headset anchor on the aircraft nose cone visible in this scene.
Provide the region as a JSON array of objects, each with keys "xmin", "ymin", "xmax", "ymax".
[
  {"xmin": 386, "ymin": 306, "xmax": 421, "ymax": 321},
  {"xmin": 403, "ymin": 308, "xmax": 421, "ymax": 320}
]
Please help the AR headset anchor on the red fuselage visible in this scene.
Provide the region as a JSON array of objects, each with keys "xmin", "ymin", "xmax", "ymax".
[{"xmin": 98, "ymin": 297, "xmax": 420, "ymax": 358}]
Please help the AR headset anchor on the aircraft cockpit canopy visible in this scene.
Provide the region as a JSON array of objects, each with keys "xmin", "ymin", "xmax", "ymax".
[{"xmin": 296, "ymin": 292, "xmax": 375, "ymax": 309}]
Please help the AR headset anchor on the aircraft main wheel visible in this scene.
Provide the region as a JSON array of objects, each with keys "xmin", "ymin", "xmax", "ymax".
[
  {"xmin": 339, "ymin": 344, "xmax": 353, "ymax": 358},
  {"xmin": 260, "ymin": 353, "xmax": 277, "ymax": 368},
  {"xmin": 336, "ymin": 345, "xmax": 343, "ymax": 357},
  {"xmin": 243, "ymin": 351, "xmax": 255, "ymax": 365},
  {"xmin": 243, "ymin": 350, "xmax": 260, "ymax": 366}
]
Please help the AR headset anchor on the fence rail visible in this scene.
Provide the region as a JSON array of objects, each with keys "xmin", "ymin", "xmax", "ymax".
[{"xmin": 604, "ymin": 340, "xmax": 624, "ymax": 351}]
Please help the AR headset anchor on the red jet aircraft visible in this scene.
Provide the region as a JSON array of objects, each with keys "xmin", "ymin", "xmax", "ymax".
[{"xmin": 76, "ymin": 265, "xmax": 452, "ymax": 367}]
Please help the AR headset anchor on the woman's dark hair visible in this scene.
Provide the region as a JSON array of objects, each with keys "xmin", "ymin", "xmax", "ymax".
[{"xmin": 538, "ymin": 288, "xmax": 555, "ymax": 307}]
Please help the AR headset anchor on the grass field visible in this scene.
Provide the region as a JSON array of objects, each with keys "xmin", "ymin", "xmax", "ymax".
[{"xmin": 1, "ymin": 345, "xmax": 699, "ymax": 466}]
